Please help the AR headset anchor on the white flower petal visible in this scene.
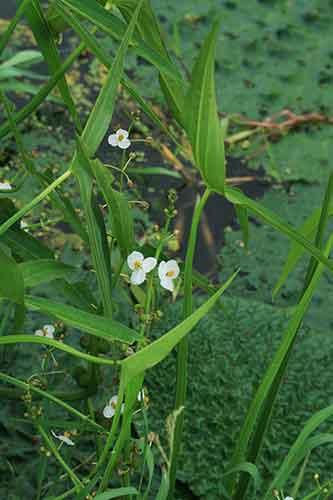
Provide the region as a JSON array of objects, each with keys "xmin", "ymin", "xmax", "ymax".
[
  {"xmin": 131, "ymin": 269, "xmax": 146, "ymax": 285},
  {"xmin": 51, "ymin": 430, "xmax": 75, "ymax": 446},
  {"xmin": 164, "ymin": 260, "xmax": 180, "ymax": 278},
  {"xmin": 108, "ymin": 134, "xmax": 119, "ymax": 147},
  {"xmin": 142, "ymin": 257, "xmax": 157, "ymax": 273},
  {"xmin": 160, "ymin": 277, "xmax": 174, "ymax": 292},
  {"xmin": 118, "ymin": 138, "xmax": 131, "ymax": 150},
  {"xmin": 116, "ymin": 128, "xmax": 129, "ymax": 139},
  {"xmin": 158, "ymin": 261, "xmax": 167, "ymax": 280},
  {"xmin": 284, "ymin": 497, "xmax": 294, "ymax": 500},
  {"xmin": 138, "ymin": 390, "xmax": 144, "ymax": 402},
  {"xmin": 35, "ymin": 330, "xmax": 44, "ymax": 337},
  {"xmin": 127, "ymin": 251, "xmax": 144, "ymax": 270},
  {"xmin": 0, "ymin": 182, "xmax": 12, "ymax": 191},
  {"xmin": 103, "ymin": 405, "xmax": 115, "ymax": 419},
  {"xmin": 44, "ymin": 325, "xmax": 55, "ymax": 336}
]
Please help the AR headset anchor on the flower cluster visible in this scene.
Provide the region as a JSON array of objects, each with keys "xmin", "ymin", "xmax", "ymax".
[
  {"xmin": 127, "ymin": 251, "xmax": 180, "ymax": 292},
  {"xmin": 103, "ymin": 390, "xmax": 146, "ymax": 419}
]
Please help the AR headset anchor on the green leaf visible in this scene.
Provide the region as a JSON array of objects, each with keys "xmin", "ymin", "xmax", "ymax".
[
  {"xmin": 25, "ymin": 295, "xmax": 142, "ymax": 344},
  {"xmin": 94, "ymin": 487, "xmax": 138, "ymax": 499},
  {"xmin": 120, "ymin": 270, "xmax": 238, "ymax": 385},
  {"xmin": 0, "ymin": 334, "xmax": 116, "ymax": 366},
  {"xmin": 0, "ymin": 42, "xmax": 85, "ymax": 140},
  {"xmin": 127, "ymin": 166, "xmax": 181, "ymax": 179},
  {"xmin": 92, "ymin": 159, "xmax": 134, "ymax": 259},
  {"xmin": 0, "ymin": 246, "xmax": 24, "ymax": 304},
  {"xmin": 272, "ymin": 207, "xmax": 320, "ymax": 299},
  {"xmin": 20, "ymin": 259, "xmax": 75, "ymax": 288},
  {"xmin": 184, "ymin": 18, "xmax": 225, "ymax": 192},
  {"xmin": 225, "ymin": 186, "xmax": 333, "ymax": 273},
  {"xmin": 115, "ymin": 0, "xmax": 185, "ymax": 125},
  {"xmin": 265, "ymin": 409, "xmax": 333, "ymax": 498},
  {"xmin": 24, "ymin": 0, "xmax": 81, "ymax": 130},
  {"xmin": 226, "ymin": 234, "xmax": 333, "ymax": 495},
  {"xmin": 56, "ymin": 0, "xmax": 182, "ymax": 85},
  {"xmin": 75, "ymin": 142, "xmax": 113, "ymax": 317},
  {"xmin": 0, "ymin": 50, "xmax": 43, "ymax": 69},
  {"xmin": 74, "ymin": 0, "xmax": 144, "ymax": 157}
]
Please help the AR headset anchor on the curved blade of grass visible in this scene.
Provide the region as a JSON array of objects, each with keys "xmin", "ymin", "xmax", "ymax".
[
  {"xmin": 0, "ymin": 0, "xmax": 33, "ymax": 56},
  {"xmin": 265, "ymin": 412, "xmax": 333, "ymax": 498},
  {"xmin": 0, "ymin": 88, "xmax": 87, "ymax": 242},
  {"xmin": 56, "ymin": 0, "xmax": 182, "ymax": 85},
  {"xmin": 91, "ymin": 159, "xmax": 134, "ymax": 259},
  {"xmin": 127, "ymin": 167, "xmax": 181, "ymax": 179},
  {"xmin": 120, "ymin": 269, "xmax": 239, "ymax": 385},
  {"xmin": 25, "ymin": 0, "xmax": 81, "ymax": 131},
  {"xmin": 20, "ymin": 259, "xmax": 75, "ymax": 288},
  {"xmin": 53, "ymin": 2, "xmax": 179, "ymax": 146},
  {"xmin": 274, "ymin": 174, "xmax": 333, "ymax": 299},
  {"xmin": 0, "ymin": 169, "xmax": 72, "ymax": 236},
  {"xmin": 75, "ymin": 141, "xmax": 113, "ymax": 317},
  {"xmin": 0, "ymin": 334, "xmax": 116, "ymax": 365},
  {"xmin": 273, "ymin": 207, "xmax": 320, "ymax": 299},
  {"xmin": 0, "ymin": 372, "xmax": 105, "ymax": 432},
  {"xmin": 226, "ymin": 234, "xmax": 333, "ymax": 496},
  {"xmin": 116, "ymin": 0, "xmax": 185, "ymax": 125},
  {"xmin": 225, "ymin": 186, "xmax": 333, "ymax": 273},
  {"xmin": 25, "ymin": 295, "xmax": 142, "ymax": 344},
  {"xmin": 94, "ymin": 488, "xmax": 138, "ymax": 500},
  {"xmin": 184, "ymin": 18, "xmax": 225, "ymax": 193},
  {"xmin": 0, "ymin": 42, "xmax": 85, "ymax": 139}
]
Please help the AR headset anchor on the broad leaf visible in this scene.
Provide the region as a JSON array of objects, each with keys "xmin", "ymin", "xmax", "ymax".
[
  {"xmin": 0, "ymin": 246, "xmax": 24, "ymax": 304},
  {"xmin": 20, "ymin": 259, "xmax": 75, "ymax": 288}
]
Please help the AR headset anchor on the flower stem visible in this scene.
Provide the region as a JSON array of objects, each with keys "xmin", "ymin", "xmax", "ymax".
[{"xmin": 167, "ymin": 187, "xmax": 210, "ymax": 499}]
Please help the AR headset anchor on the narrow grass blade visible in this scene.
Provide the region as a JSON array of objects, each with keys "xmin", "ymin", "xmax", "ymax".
[
  {"xmin": 265, "ymin": 412, "xmax": 333, "ymax": 498},
  {"xmin": 56, "ymin": 0, "xmax": 182, "ymax": 84},
  {"xmin": 184, "ymin": 18, "xmax": 225, "ymax": 192},
  {"xmin": 94, "ymin": 488, "xmax": 138, "ymax": 499},
  {"xmin": 91, "ymin": 159, "xmax": 134, "ymax": 259},
  {"xmin": 225, "ymin": 186, "xmax": 333, "ymax": 273},
  {"xmin": 235, "ymin": 205, "xmax": 249, "ymax": 251},
  {"xmin": 120, "ymin": 270, "xmax": 239, "ymax": 385},
  {"xmin": 226, "ymin": 234, "xmax": 333, "ymax": 496},
  {"xmin": 25, "ymin": 295, "xmax": 142, "ymax": 344},
  {"xmin": 0, "ymin": 43, "xmax": 85, "ymax": 139},
  {"xmin": 0, "ymin": 0, "xmax": 33, "ymax": 56},
  {"xmin": 0, "ymin": 334, "xmax": 116, "ymax": 365},
  {"xmin": 25, "ymin": 0, "xmax": 81, "ymax": 130},
  {"xmin": 75, "ymin": 142, "xmax": 113, "ymax": 317}
]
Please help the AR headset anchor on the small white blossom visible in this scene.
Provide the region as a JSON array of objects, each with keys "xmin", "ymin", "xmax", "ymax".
[
  {"xmin": 35, "ymin": 324, "xmax": 55, "ymax": 339},
  {"xmin": 51, "ymin": 430, "xmax": 75, "ymax": 446},
  {"xmin": 103, "ymin": 395, "xmax": 124, "ymax": 419},
  {"xmin": 0, "ymin": 182, "xmax": 12, "ymax": 191},
  {"xmin": 108, "ymin": 128, "xmax": 131, "ymax": 150},
  {"xmin": 127, "ymin": 251, "xmax": 157, "ymax": 285},
  {"xmin": 20, "ymin": 220, "xmax": 28, "ymax": 231},
  {"xmin": 158, "ymin": 260, "xmax": 180, "ymax": 292},
  {"xmin": 284, "ymin": 497, "xmax": 294, "ymax": 500}
]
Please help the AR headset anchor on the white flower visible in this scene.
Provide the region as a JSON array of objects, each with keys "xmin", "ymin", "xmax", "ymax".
[
  {"xmin": 127, "ymin": 251, "xmax": 157, "ymax": 285},
  {"xmin": 20, "ymin": 220, "xmax": 28, "ymax": 231},
  {"xmin": 158, "ymin": 260, "xmax": 180, "ymax": 292},
  {"xmin": 35, "ymin": 324, "xmax": 55, "ymax": 339},
  {"xmin": 0, "ymin": 182, "xmax": 12, "ymax": 191},
  {"xmin": 284, "ymin": 497, "xmax": 294, "ymax": 500},
  {"xmin": 103, "ymin": 395, "xmax": 124, "ymax": 419},
  {"xmin": 51, "ymin": 430, "xmax": 75, "ymax": 446},
  {"xmin": 108, "ymin": 128, "xmax": 131, "ymax": 149}
]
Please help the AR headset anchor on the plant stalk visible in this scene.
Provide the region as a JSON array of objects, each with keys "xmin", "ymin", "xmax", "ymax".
[{"xmin": 167, "ymin": 187, "xmax": 210, "ymax": 499}]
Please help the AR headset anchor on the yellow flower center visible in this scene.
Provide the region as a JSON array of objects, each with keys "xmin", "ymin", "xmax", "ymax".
[
  {"xmin": 111, "ymin": 401, "xmax": 117, "ymax": 409},
  {"xmin": 64, "ymin": 431, "xmax": 71, "ymax": 438},
  {"xmin": 166, "ymin": 270, "xmax": 175, "ymax": 278},
  {"xmin": 134, "ymin": 260, "xmax": 142, "ymax": 270},
  {"xmin": 118, "ymin": 134, "xmax": 124, "ymax": 142}
]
